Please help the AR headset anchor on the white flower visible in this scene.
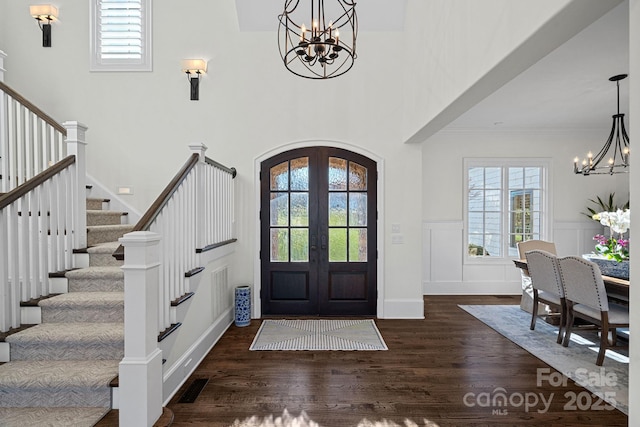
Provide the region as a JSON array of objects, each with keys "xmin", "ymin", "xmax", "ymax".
[{"xmin": 597, "ymin": 209, "xmax": 630, "ymax": 234}]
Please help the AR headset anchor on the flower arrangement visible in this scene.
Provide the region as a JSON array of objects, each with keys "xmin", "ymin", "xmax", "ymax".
[{"xmin": 592, "ymin": 209, "xmax": 630, "ymax": 262}]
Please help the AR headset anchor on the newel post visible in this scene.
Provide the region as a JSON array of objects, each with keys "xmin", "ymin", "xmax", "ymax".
[
  {"xmin": 189, "ymin": 143, "xmax": 207, "ymax": 249},
  {"xmin": 119, "ymin": 231, "xmax": 163, "ymax": 427},
  {"xmin": 63, "ymin": 121, "xmax": 88, "ymax": 249}
]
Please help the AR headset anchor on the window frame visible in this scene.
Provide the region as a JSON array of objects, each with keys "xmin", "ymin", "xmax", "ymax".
[
  {"xmin": 89, "ymin": 0, "xmax": 153, "ymax": 72},
  {"xmin": 463, "ymin": 158, "xmax": 551, "ymax": 264}
]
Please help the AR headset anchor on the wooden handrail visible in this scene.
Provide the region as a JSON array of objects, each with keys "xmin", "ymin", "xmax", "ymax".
[
  {"xmin": 0, "ymin": 155, "xmax": 76, "ymax": 209},
  {"xmin": 0, "ymin": 81, "xmax": 67, "ymax": 136},
  {"xmin": 113, "ymin": 153, "xmax": 200, "ymax": 260},
  {"xmin": 205, "ymin": 157, "xmax": 237, "ymax": 178}
]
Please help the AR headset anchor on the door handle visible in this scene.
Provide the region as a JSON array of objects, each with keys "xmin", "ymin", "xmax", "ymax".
[
  {"xmin": 311, "ymin": 235, "xmax": 317, "ymax": 251},
  {"xmin": 321, "ymin": 234, "xmax": 327, "ymax": 250}
]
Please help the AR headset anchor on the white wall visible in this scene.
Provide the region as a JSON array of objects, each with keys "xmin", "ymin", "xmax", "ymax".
[
  {"xmin": 159, "ymin": 247, "xmax": 236, "ymax": 403},
  {"xmin": 0, "ymin": 0, "xmax": 426, "ymax": 318},
  {"xmin": 421, "ymin": 130, "xmax": 630, "ymax": 294},
  {"xmin": 401, "ymin": 0, "xmax": 624, "ymax": 143},
  {"xmin": 0, "ymin": 1, "xmax": 622, "ymax": 317}
]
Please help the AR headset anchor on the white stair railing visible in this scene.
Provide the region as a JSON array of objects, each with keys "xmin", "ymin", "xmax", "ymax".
[
  {"xmin": 117, "ymin": 143, "xmax": 236, "ymax": 427},
  {"xmin": 0, "ymin": 79, "xmax": 88, "ymax": 334},
  {"xmin": 0, "ymin": 81, "xmax": 68, "ymax": 194},
  {"xmin": 0, "ymin": 130, "xmax": 87, "ymax": 333},
  {"xmin": 115, "ymin": 143, "xmax": 236, "ymax": 336}
]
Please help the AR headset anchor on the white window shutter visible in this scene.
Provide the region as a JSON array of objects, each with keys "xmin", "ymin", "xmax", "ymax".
[{"xmin": 90, "ymin": 0, "xmax": 152, "ymax": 71}]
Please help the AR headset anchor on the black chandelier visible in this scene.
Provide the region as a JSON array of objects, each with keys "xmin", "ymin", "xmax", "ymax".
[
  {"xmin": 574, "ymin": 74, "xmax": 630, "ymax": 175},
  {"xmin": 278, "ymin": 0, "xmax": 358, "ymax": 79}
]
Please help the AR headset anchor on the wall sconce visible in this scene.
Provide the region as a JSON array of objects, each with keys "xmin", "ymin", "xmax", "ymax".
[
  {"xmin": 181, "ymin": 59, "xmax": 206, "ymax": 101},
  {"xmin": 30, "ymin": 4, "xmax": 58, "ymax": 47}
]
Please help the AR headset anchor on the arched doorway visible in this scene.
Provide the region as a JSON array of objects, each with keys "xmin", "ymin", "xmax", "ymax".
[{"xmin": 260, "ymin": 146, "xmax": 377, "ymax": 315}]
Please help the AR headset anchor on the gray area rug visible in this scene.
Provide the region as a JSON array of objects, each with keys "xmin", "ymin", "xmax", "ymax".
[
  {"xmin": 459, "ymin": 304, "xmax": 628, "ymax": 415},
  {"xmin": 249, "ymin": 319, "xmax": 388, "ymax": 351}
]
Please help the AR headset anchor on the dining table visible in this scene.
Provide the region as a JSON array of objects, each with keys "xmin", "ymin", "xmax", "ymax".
[{"xmin": 513, "ymin": 258, "xmax": 629, "ymax": 302}]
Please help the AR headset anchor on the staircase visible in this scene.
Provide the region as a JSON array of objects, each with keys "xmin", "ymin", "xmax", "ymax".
[{"xmin": 0, "ymin": 196, "xmax": 133, "ymax": 427}]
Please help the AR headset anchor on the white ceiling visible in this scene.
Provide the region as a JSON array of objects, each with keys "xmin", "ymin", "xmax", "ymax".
[
  {"xmin": 235, "ymin": 0, "xmax": 407, "ymax": 31},
  {"xmin": 235, "ymin": 1, "xmax": 629, "ymax": 132},
  {"xmin": 446, "ymin": 1, "xmax": 630, "ymax": 131}
]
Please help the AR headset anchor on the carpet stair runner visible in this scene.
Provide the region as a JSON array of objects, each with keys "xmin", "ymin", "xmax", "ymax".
[{"xmin": 0, "ymin": 196, "xmax": 132, "ymax": 427}]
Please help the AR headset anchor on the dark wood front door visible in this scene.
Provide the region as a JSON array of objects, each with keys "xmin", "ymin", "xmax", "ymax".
[{"xmin": 260, "ymin": 147, "xmax": 377, "ymax": 316}]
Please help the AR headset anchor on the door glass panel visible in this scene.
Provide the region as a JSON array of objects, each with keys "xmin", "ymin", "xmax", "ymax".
[
  {"xmin": 329, "ymin": 157, "xmax": 347, "ymax": 190},
  {"xmin": 270, "ymin": 161, "xmax": 289, "ymax": 191},
  {"xmin": 290, "ymin": 193, "xmax": 309, "ymax": 226},
  {"xmin": 290, "ymin": 228, "xmax": 309, "ymax": 262},
  {"xmin": 270, "ymin": 228, "xmax": 289, "ymax": 262},
  {"xmin": 290, "ymin": 157, "xmax": 309, "ymax": 191},
  {"xmin": 270, "ymin": 193, "xmax": 289, "ymax": 226},
  {"xmin": 329, "ymin": 193, "xmax": 347, "ymax": 226},
  {"xmin": 349, "ymin": 162, "xmax": 367, "ymax": 190},
  {"xmin": 329, "ymin": 228, "xmax": 347, "ymax": 262},
  {"xmin": 349, "ymin": 193, "xmax": 367, "ymax": 226},
  {"xmin": 349, "ymin": 228, "xmax": 367, "ymax": 262}
]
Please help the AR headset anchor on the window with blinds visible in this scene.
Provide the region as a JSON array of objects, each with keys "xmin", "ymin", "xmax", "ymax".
[
  {"xmin": 90, "ymin": 0, "xmax": 152, "ymax": 71},
  {"xmin": 464, "ymin": 158, "xmax": 550, "ymax": 261}
]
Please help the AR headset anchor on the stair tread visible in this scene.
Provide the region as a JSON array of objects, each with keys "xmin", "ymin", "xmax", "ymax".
[
  {"xmin": 87, "ymin": 210, "xmax": 126, "ymax": 215},
  {"xmin": 0, "ymin": 360, "xmax": 120, "ymax": 388},
  {"xmin": 87, "ymin": 224, "xmax": 134, "ymax": 231},
  {"xmin": 6, "ymin": 323, "xmax": 124, "ymax": 344},
  {"xmin": 86, "ymin": 241, "xmax": 120, "ymax": 253},
  {"xmin": 0, "ymin": 407, "xmax": 109, "ymax": 427},
  {"xmin": 66, "ymin": 266, "xmax": 123, "ymax": 279},
  {"xmin": 40, "ymin": 292, "xmax": 124, "ymax": 307}
]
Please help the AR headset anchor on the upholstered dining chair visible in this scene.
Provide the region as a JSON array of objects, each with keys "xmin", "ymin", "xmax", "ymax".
[
  {"xmin": 557, "ymin": 256, "xmax": 630, "ymax": 366},
  {"xmin": 517, "ymin": 240, "xmax": 557, "ymax": 259},
  {"xmin": 524, "ymin": 250, "xmax": 566, "ymax": 344},
  {"xmin": 516, "ymin": 240, "xmax": 557, "ymax": 314}
]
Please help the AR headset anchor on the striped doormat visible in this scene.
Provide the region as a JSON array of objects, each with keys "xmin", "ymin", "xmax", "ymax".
[{"xmin": 249, "ymin": 319, "xmax": 388, "ymax": 351}]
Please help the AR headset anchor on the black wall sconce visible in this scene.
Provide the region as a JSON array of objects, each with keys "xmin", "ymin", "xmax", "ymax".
[
  {"xmin": 30, "ymin": 4, "xmax": 58, "ymax": 47},
  {"xmin": 181, "ymin": 59, "xmax": 206, "ymax": 101}
]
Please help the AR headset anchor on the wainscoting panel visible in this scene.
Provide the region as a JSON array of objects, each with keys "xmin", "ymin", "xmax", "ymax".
[
  {"xmin": 422, "ymin": 222, "xmax": 463, "ymax": 283},
  {"xmin": 211, "ymin": 265, "xmax": 231, "ymax": 320},
  {"xmin": 553, "ymin": 221, "xmax": 603, "ymax": 257},
  {"xmin": 422, "ymin": 220, "xmax": 603, "ymax": 295}
]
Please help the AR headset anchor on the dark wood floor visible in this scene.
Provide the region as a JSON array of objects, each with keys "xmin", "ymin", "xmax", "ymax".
[{"xmin": 103, "ymin": 295, "xmax": 629, "ymax": 426}]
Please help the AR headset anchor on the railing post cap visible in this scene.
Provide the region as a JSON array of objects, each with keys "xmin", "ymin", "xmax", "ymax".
[
  {"xmin": 62, "ymin": 121, "xmax": 89, "ymax": 131},
  {"xmin": 189, "ymin": 142, "xmax": 209, "ymax": 151},
  {"xmin": 188, "ymin": 142, "xmax": 208, "ymax": 151},
  {"xmin": 188, "ymin": 143, "xmax": 208, "ymax": 162},
  {"xmin": 119, "ymin": 231, "xmax": 161, "ymax": 246}
]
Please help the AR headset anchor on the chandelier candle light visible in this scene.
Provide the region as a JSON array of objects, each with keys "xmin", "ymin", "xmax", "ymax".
[
  {"xmin": 278, "ymin": 0, "xmax": 358, "ymax": 79},
  {"xmin": 574, "ymin": 74, "xmax": 630, "ymax": 175}
]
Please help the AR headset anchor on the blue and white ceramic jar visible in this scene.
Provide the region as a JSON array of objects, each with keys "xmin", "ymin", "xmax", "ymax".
[{"xmin": 234, "ymin": 285, "xmax": 251, "ymax": 327}]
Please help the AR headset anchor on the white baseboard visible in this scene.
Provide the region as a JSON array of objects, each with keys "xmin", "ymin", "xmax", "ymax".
[
  {"xmin": 382, "ymin": 299, "xmax": 425, "ymax": 319},
  {"xmin": 50, "ymin": 277, "xmax": 68, "ymax": 294},
  {"xmin": 162, "ymin": 307, "xmax": 234, "ymax": 405},
  {"xmin": 423, "ymin": 280, "xmax": 521, "ymax": 295},
  {"xmin": 0, "ymin": 342, "xmax": 9, "ymax": 362},
  {"xmin": 74, "ymin": 252, "xmax": 89, "ymax": 269},
  {"xmin": 21, "ymin": 306, "xmax": 41, "ymax": 324},
  {"xmin": 111, "ymin": 385, "xmax": 119, "ymax": 410}
]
